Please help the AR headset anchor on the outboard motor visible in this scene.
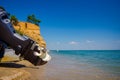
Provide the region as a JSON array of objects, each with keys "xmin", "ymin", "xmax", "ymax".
[{"xmin": 0, "ymin": 8, "xmax": 51, "ymax": 66}]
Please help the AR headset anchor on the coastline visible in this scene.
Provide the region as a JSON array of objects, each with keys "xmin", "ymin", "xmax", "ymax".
[
  {"xmin": 0, "ymin": 49, "xmax": 49, "ymax": 80},
  {"xmin": 0, "ymin": 54, "xmax": 31, "ymax": 80},
  {"xmin": 0, "ymin": 50, "xmax": 120, "ymax": 80}
]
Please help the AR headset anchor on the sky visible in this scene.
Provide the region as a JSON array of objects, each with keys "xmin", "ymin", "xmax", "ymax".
[{"xmin": 0, "ymin": 0, "xmax": 120, "ymax": 50}]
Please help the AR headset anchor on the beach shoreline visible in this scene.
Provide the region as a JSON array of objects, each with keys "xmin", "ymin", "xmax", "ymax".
[
  {"xmin": 0, "ymin": 50, "xmax": 120, "ymax": 80},
  {"xmin": 0, "ymin": 49, "xmax": 51, "ymax": 80},
  {"xmin": 0, "ymin": 55, "xmax": 47, "ymax": 80}
]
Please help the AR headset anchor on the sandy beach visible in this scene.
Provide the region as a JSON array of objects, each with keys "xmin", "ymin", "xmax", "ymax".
[
  {"xmin": 0, "ymin": 0, "xmax": 120, "ymax": 80},
  {"xmin": 0, "ymin": 49, "xmax": 45, "ymax": 80},
  {"xmin": 0, "ymin": 50, "xmax": 120, "ymax": 80}
]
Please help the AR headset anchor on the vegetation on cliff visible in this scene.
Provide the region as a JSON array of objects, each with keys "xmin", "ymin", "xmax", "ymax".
[
  {"xmin": 27, "ymin": 14, "xmax": 41, "ymax": 26},
  {"xmin": 0, "ymin": 6, "xmax": 46, "ymax": 48},
  {"xmin": 10, "ymin": 15, "xmax": 19, "ymax": 26},
  {"xmin": 13, "ymin": 22, "xmax": 46, "ymax": 48}
]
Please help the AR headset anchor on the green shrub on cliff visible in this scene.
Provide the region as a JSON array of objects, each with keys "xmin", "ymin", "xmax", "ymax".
[
  {"xmin": 10, "ymin": 15, "xmax": 19, "ymax": 26},
  {"xmin": 27, "ymin": 14, "xmax": 41, "ymax": 26}
]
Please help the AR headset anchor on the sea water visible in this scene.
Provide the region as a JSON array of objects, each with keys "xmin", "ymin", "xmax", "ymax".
[{"xmin": 45, "ymin": 50, "xmax": 120, "ymax": 80}]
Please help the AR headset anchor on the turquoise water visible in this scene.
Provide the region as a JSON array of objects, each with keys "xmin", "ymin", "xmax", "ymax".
[{"xmin": 47, "ymin": 50, "xmax": 120, "ymax": 79}]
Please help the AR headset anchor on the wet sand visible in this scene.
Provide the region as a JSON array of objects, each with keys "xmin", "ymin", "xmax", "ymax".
[{"xmin": 0, "ymin": 50, "xmax": 120, "ymax": 80}]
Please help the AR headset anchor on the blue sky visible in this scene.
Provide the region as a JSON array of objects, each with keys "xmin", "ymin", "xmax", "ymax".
[{"xmin": 0, "ymin": 0, "xmax": 120, "ymax": 50}]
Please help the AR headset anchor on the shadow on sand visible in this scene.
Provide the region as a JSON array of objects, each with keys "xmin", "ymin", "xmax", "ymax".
[
  {"xmin": 0, "ymin": 60, "xmax": 26, "ymax": 68},
  {"xmin": 0, "ymin": 60, "xmax": 40, "ymax": 69}
]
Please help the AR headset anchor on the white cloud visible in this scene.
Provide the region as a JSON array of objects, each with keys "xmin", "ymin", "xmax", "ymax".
[
  {"xmin": 56, "ymin": 42, "xmax": 60, "ymax": 45},
  {"xmin": 86, "ymin": 40, "xmax": 94, "ymax": 43},
  {"xmin": 69, "ymin": 41, "xmax": 79, "ymax": 45},
  {"xmin": 115, "ymin": 40, "xmax": 120, "ymax": 43}
]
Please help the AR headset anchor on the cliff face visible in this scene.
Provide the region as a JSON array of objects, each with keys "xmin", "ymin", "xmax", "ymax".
[{"xmin": 13, "ymin": 22, "xmax": 46, "ymax": 48}]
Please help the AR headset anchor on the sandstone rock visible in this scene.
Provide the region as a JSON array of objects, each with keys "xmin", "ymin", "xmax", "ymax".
[{"xmin": 13, "ymin": 22, "xmax": 46, "ymax": 48}]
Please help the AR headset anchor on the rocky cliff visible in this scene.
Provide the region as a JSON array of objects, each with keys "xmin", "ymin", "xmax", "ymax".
[{"xmin": 13, "ymin": 22, "xmax": 46, "ymax": 48}]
